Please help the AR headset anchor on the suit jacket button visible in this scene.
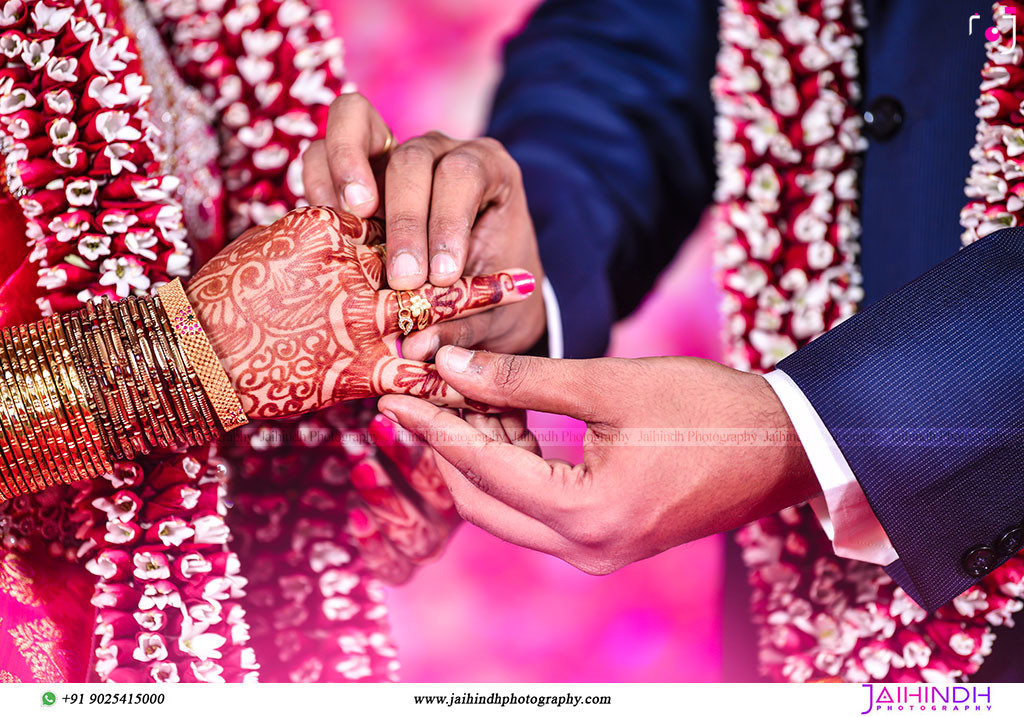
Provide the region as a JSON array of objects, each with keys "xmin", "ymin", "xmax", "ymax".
[
  {"xmin": 863, "ymin": 96, "xmax": 905, "ymax": 141},
  {"xmin": 963, "ymin": 545, "xmax": 997, "ymax": 577},
  {"xmin": 997, "ymin": 527, "xmax": 1023, "ymax": 557}
]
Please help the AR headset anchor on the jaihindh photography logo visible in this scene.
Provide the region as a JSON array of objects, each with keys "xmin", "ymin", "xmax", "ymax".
[{"xmin": 860, "ymin": 685, "xmax": 993, "ymax": 713}]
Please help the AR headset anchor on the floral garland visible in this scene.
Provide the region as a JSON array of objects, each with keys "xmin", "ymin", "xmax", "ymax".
[
  {"xmin": 712, "ymin": 0, "xmax": 1024, "ymax": 682},
  {"xmin": 139, "ymin": 0, "xmax": 399, "ymax": 682},
  {"xmin": 0, "ymin": 0, "xmax": 258, "ymax": 682},
  {"xmin": 0, "ymin": 0, "xmax": 397, "ymax": 683},
  {"xmin": 961, "ymin": 0, "xmax": 1024, "ymax": 247},
  {"xmin": 0, "ymin": 0, "xmax": 191, "ymax": 315},
  {"xmin": 141, "ymin": 0, "xmax": 349, "ymax": 235},
  {"xmin": 219, "ymin": 404, "xmax": 400, "ymax": 683}
]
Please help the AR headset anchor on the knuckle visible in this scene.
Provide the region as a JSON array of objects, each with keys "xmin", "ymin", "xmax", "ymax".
[
  {"xmin": 567, "ymin": 523, "xmax": 609, "ymax": 551},
  {"xmin": 472, "ymin": 136, "xmax": 508, "ymax": 157},
  {"xmin": 452, "ymin": 320, "xmax": 477, "ymax": 349},
  {"xmin": 563, "ymin": 506, "xmax": 621, "ymax": 550},
  {"xmin": 390, "ymin": 139, "xmax": 436, "ymax": 167},
  {"xmin": 301, "ymin": 139, "xmax": 325, "ymax": 162},
  {"xmin": 493, "ymin": 354, "xmax": 530, "ymax": 399},
  {"xmin": 423, "ymin": 129, "xmax": 451, "ymax": 143},
  {"xmin": 474, "ymin": 137, "xmax": 522, "ymax": 192},
  {"xmin": 436, "ymin": 148, "xmax": 485, "ymax": 179},
  {"xmin": 567, "ymin": 554, "xmax": 620, "ymax": 577},
  {"xmin": 429, "ymin": 215, "xmax": 471, "ymax": 247},
  {"xmin": 331, "ymin": 91, "xmax": 369, "ymax": 114},
  {"xmin": 459, "ymin": 464, "xmax": 491, "ymax": 496},
  {"xmin": 387, "ymin": 212, "xmax": 426, "ymax": 241}
]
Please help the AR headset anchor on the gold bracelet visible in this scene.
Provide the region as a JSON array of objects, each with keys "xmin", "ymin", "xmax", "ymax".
[
  {"xmin": 26, "ymin": 322, "xmax": 85, "ymax": 484},
  {"xmin": 156, "ymin": 279, "xmax": 248, "ymax": 432},
  {"xmin": 0, "ymin": 371, "xmax": 28, "ymax": 499},
  {"xmin": 39, "ymin": 317, "xmax": 110, "ymax": 478},
  {"xmin": 0, "ymin": 338, "xmax": 36, "ymax": 496},
  {"xmin": 48, "ymin": 316, "xmax": 111, "ymax": 476},
  {"xmin": 19, "ymin": 323, "xmax": 77, "ymax": 485},
  {"xmin": 140, "ymin": 297, "xmax": 201, "ymax": 446},
  {"xmin": 62, "ymin": 312, "xmax": 119, "ymax": 462},
  {"xmin": 0, "ymin": 326, "xmax": 56, "ymax": 490},
  {"xmin": 7, "ymin": 325, "xmax": 61, "ymax": 488}
]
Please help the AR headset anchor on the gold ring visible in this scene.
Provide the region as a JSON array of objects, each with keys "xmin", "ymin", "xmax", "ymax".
[
  {"xmin": 380, "ymin": 129, "xmax": 396, "ymax": 157},
  {"xmin": 395, "ymin": 291, "xmax": 431, "ymax": 336}
]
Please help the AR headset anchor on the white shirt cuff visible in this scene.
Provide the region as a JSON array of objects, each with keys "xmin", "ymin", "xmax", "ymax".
[
  {"xmin": 763, "ymin": 369, "xmax": 898, "ymax": 566},
  {"xmin": 541, "ymin": 277, "xmax": 564, "ymax": 359}
]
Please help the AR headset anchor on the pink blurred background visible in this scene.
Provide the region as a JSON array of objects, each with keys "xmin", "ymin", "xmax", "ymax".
[{"xmin": 330, "ymin": 0, "xmax": 727, "ymax": 681}]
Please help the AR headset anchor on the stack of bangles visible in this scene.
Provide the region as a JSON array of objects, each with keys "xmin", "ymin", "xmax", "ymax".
[{"xmin": 0, "ymin": 278, "xmax": 247, "ymax": 500}]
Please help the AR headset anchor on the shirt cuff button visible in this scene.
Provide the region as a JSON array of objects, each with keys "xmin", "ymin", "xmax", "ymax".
[
  {"xmin": 963, "ymin": 545, "xmax": 997, "ymax": 578},
  {"xmin": 996, "ymin": 527, "xmax": 1023, "ymax": 557}
]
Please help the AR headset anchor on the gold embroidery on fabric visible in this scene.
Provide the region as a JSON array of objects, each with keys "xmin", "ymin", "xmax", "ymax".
[
  {"xmin": 0, "ymin": 670, "xmax": 21, "ymax": 682},
  {"xmin": 9, "ymin": 618, "xmax": 71, "ymax": 682},
  {"xmin": 0, "ymin": 552, "xmax": 41, "ymax": 607}
]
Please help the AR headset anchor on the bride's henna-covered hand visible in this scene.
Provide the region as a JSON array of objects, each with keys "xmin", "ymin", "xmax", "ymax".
[
  {"xmin": 185, "ymin": 206, "xmax": 534, "ymax": 419},
  {"xmin": 345, "ymin": 413, "xmax": 461, "ymax": 585}
]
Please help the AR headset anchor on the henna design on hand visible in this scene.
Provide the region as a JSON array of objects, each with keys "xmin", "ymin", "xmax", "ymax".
[
  {"xmin": 370, "ymin": 412, "xmax": 455, "ymax": 515},
  {"xmin": 351, "ymin": 457, "xmax": 446, "ymax": 564},
  {"xmin": 185, "ymin": 207, "xmax": 530, "ymax": 419}
]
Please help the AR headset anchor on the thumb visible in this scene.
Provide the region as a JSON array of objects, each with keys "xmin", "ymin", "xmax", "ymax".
[{"xmin": 435, "ymin": 347, "xmax": 603, "ymax": 419}]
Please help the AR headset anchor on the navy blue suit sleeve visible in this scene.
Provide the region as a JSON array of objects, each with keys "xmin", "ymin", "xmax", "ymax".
[
  {"xmin": 777, "ymin": 228, "xmax": 1024, "ymax": 612},
  {"xmin": 486, "ymin": 0, "xmax": 718, "ymax": 358}
]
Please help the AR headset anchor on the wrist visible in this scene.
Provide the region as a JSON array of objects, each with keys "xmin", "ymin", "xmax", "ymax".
[{"xmin": 748, "ymin": 372, "xmax": 820, "ymax": 508}]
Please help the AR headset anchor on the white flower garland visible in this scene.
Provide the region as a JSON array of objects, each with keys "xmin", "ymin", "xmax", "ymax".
[{"xmin": 713, "ymin": 0, "xmax": 1024, "ymax": 683}]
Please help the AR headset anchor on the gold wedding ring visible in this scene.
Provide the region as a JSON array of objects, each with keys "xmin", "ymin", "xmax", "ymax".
[
  {"xmin": 379, "ymin": 128, "xmax": 396, "ymax": 157},
  {"xmin": 396, "ymin": 292, "xmax": 431, "ymax": 335}
]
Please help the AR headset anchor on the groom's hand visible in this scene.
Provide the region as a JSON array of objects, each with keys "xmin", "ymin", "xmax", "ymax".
[
  {"xmin": 302, "ymin": 94, "xmax": 546, "ymax": 359},
  {"xmin": 378, "ymin": 351, "xmax": 820, "ymax": 574}
]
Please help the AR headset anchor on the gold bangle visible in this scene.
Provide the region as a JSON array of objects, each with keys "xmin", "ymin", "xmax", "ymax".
[
  {"xmin": 135, "ymin": 300, "xmax": 187, "ymax": 447},
  {"xmin": 121, "ymin": 298, "xmax": 174, "ymax": 449},
  {"xmin": 48, "ymin": 316, "xmax": 111, "ymax": 476},
  {"xmin": 17, "ymin": 323, "xmax": 75, "ymax": 485},
  {"xmin": 0, "ymin": 326, "xmax": 57, "ymax": 490},
  {"xmin": 83, "ymin": 302, "xmax": 136, "ymax": 460},
  {"xmin": 111, "ymin": 298, "xmax": 166, "ymax": 450},
  {"xmin": 26, "ymin": 321, "xmax": 85, "ymax": 484},
  {"xmin": 149, "ymin": 295, "xmax": 215, "ymax": 444},
  {"xmin": 38, "ymin": 317, "xmax": 109, "ymax": 478},
  {"xmin": 139, "ymin": 297, "xmax": 197, "ymax": 446},
  {"xmin": 0, "ymin": 366, "xmax": 30, "ymax": 498},
  {"xmin": 156, "ymin": 279, "xmax": 247, "ymax": 432},
  {"xmin": 98, "ymin": 299, "xmax": 145, "ymax": 457},
  {"xmin": 0, "ymin": 335, "xmax": 35, "ymax": 497},
  {"xmin": 63, "ymin": 312, "xmax": 119, "ymax": 462}
]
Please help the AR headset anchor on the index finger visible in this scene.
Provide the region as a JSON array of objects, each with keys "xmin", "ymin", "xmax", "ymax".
[
  {"xmin": 377, "ymin": 393, "xmax": 576, "ymax": 526},
  {"xmin": 324, "ymin": 93, "xmax": 393, "ymax": 218}
]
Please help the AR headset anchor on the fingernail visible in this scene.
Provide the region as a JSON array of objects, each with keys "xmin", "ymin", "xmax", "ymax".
[
  {"xmin": 391, "ymin": 252, "xmax": 420, "ymax": 280},
  {"xmin": 349, "ymin": 507, "xmax": 373, "ymax": 535},
  {"xmin": 441, "ymin": 345, "xmax": 474, "ymax": 373},
  {"xmin": 370, "ymin": 414, "xmax": 396, "ymax": 444},
  {"xmin": 512, "ymin": 271, "xmax": 535, "ymax": 296},
  {"xmin": 351, "ymin": 462, "xmax": 381, "ymax": 489},
  {"xmin": 430, "ymin": 252, "xmax": 458, "ymax": 278},
  {"xmin": 396, "ymin": 336, "xmax": 404, "ymax": 359},
  {"xmin": 343, "ymin": 182, "xmax": 373, "ymax": 210},
  {"xmin": 379, "ymin": 407, "xmax": 398, "ymax": 423}
]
